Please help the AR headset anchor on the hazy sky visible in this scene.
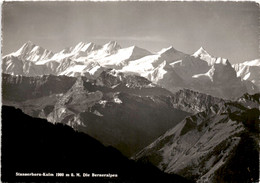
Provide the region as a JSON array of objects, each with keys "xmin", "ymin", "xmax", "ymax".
[{"xmin": 2, "ymin": 1, "xmax": 259, "ymax": 63}]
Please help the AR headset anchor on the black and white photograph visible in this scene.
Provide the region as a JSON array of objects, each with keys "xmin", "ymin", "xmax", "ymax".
[{"xmin": 1, "ymin": 1, "xmax": 259, "ymax": 182}]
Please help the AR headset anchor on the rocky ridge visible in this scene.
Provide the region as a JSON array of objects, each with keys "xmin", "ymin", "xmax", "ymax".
[{"xmin": 134, "ymin": 93, "xmax": 259, "ymax": 183}]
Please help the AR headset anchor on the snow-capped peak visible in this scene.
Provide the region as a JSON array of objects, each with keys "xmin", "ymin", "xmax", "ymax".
[
  {"xmin": 193, "ymin": 47, "xmax": 210, "ymax": 57},
  {"xmin": 12, "ymin": 41, "xmax": 53, "ymax": 62},
  {"xmin": 158, "ymin": 46, "xmax": 178, "ymax": 55},
  {"xmin": 80, "ymin": 42, "xmax": 100, "ymax": 53},
  {"xmin": 215, "ymin": 57, "xmax": 230, "ymax": 65},
  {"xmin": 241, "ymin": 59, "xmax": 260, "ymax": 66},
  {"xmin": 59, "ymin": 47, "xmax": 73, "ymax": 54},
  {"xmin": 72, "ymin": 42, "xmax": 88, "ymax": 53},
  {"xmin": 13, "ymin": 41, "xmax": 36, "ymax": 56},
  {"xmin": 232, "ymin": 59, "xmax": 260, "ymax": 89},
  {"xmin": 105, "ymin": 41, "xmax": 120, "ymax": 47},
  {"xmin": 192, "ymin": 47, "xmax": 218, "ymax": 65},
  {"xmin": 54, "ymin": 42, "xmax": 101, "ymax": 61},
  {"xmin": 22, "ymin": 40, "xmax": 35, "ymax": 47},
  {"xmin": 127, "ymin": 45, "xmax": 152, "ymax": 57},
  {"xmin": 102, "ymin": 41, "xmax": 121, "ymax": 54},
  {"xmin": 157, "ymin": 46, "xmax": 187, "ymax": 63}
]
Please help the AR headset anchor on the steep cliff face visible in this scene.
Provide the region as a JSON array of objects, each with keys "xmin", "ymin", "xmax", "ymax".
[
  {"xmin": 169, "ymin": 89, "xmax": 225, "ymax": 113},
  {"xmin": 134, "ymin": 94, "xmax": 259, "ymax": 183}
]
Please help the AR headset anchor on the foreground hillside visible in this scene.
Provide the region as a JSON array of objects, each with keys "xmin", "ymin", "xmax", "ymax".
[{"xmin": 1, "ymin": 106, "xmax": 192, "ymax": 183}]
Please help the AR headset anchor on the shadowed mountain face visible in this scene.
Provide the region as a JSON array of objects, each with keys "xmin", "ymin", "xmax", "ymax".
[
  {"xmin": 2, "ymin": 72, "xmax": 190, "ymax": 157},
  {"xmin": 134, "ymin": 94, "xmax": 259, "ymax": 183},
  {"xmin": 2, "ymin": 70, "xmax": 171, "ymax": 102},
  {"xmin": 2, "ymin": 73, "xmax": 76, "ymax": 101},
  {"xmin": 1, "ymin": 106, "xmax": 193, "ymax": 183},
  {"xmin": 169, "ymin": 89, "xmax": 225, "ymax": 113}
]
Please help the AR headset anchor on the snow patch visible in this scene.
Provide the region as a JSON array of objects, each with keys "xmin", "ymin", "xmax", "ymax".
[
  {"xmin": 93, "ymin": 110, "xmax": 103, "ymax": 117},
  {"xmin": 98, "ymin": 100, "xmax": 107, "ymax": 107},
  {"xmin": 114, "ymin": 97, "xmax": 122, "ymax": 104}
]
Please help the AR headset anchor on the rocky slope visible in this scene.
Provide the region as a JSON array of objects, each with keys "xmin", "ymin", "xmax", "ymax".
[
  {"xmin": 169, "ymin": 89, "xmax": 225, "ymax": 113},
  {"xmin": 134, "ymin": 93, "xmax": 259, "ymax": 183}
]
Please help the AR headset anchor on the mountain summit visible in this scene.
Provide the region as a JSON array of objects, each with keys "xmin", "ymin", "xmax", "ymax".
[
  {"xmin": 233, "ymin": 59, "xmax": 260, "ymax": 90},
  {"xmin": 192, "ymin": 46, "xmax": 210, "ymax": 57},
  {"xmin": 12, "ymin": 41, "xmax": 53, "ymax": 62},
  {"xmin": 103, "ymin": 41, "xmax": 121, "ymax": 54}
]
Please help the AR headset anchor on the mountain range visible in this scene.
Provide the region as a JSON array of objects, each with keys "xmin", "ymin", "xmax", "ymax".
[
  {"xmin": 3, "ymin": 41, "xmax": 260, "ymax": 99},
  {"xmin": 2, "ymin": 41, "xmax": 259, "ymax": 183}
]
